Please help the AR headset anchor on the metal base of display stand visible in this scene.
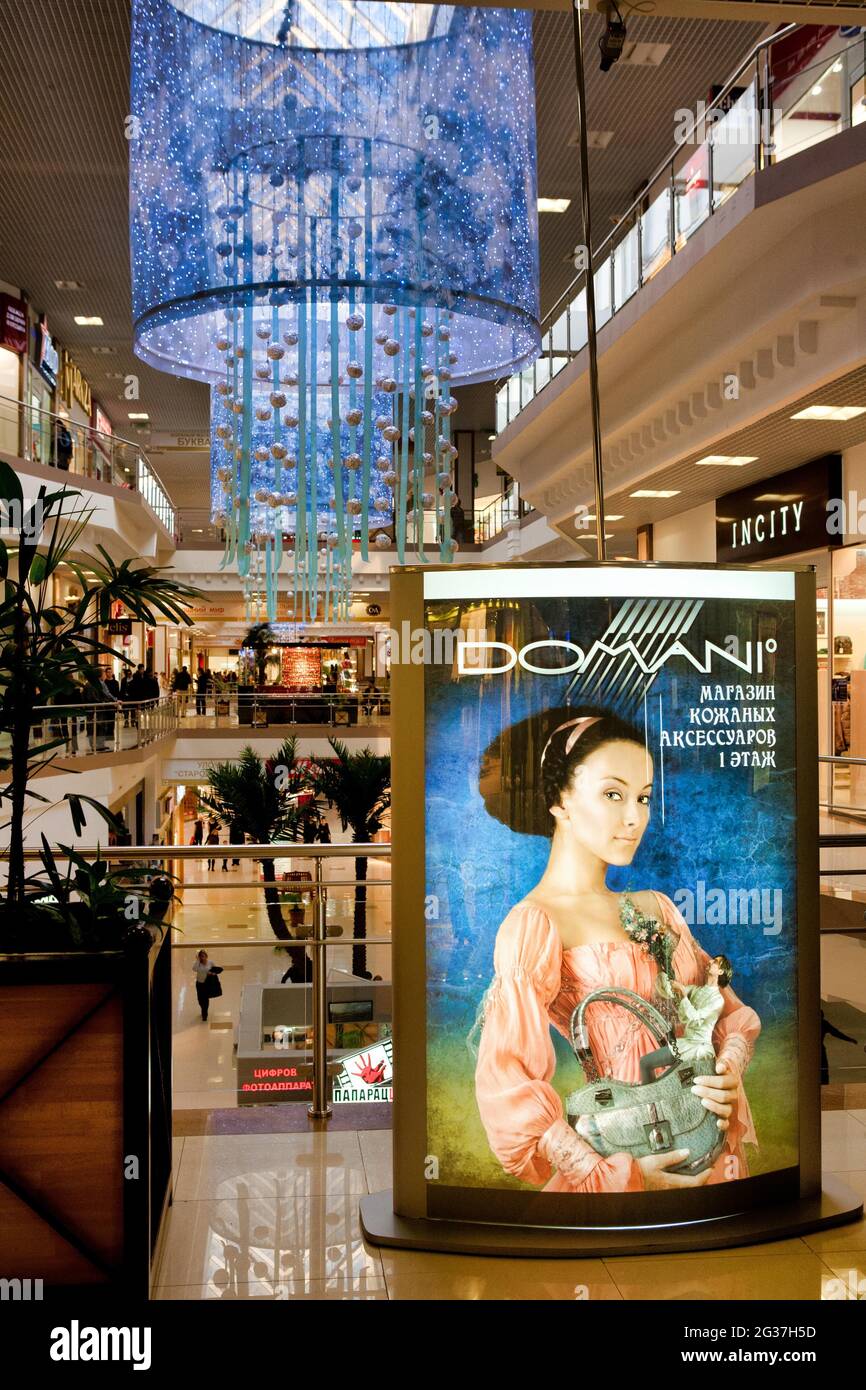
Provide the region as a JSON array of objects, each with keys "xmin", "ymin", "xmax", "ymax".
[{"xmin": 359, "ymin": 1175, "xmax": 863, "ymax": 1258}]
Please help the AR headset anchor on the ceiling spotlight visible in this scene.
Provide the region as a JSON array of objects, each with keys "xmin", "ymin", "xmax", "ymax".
[
  {"xmin": 630, "ymin": 489, "xmax": 680, "ymax": 498},
  {"xmin": 694, "ymin": 454, "xmax": 758, "ymax": 467},
  {"xmin": 791, "ymin": 405, "xmax": 866, "ymax": 421},
  {"xmin": 599, "ymin": 5, "xmax": 627, "ymax": 74},
  {"xmin": 537, "ymin": 197, "xmax": 572, "ymax": 214},
  {"xmin": 74, "ymin": 316, "xmax": 104, "ymax": 326},
  {"xmin": 128, "ymin": 411, "xmax": 149, "ymax": 421}
]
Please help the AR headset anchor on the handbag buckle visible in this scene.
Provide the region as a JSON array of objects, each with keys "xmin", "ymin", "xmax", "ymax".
[
  {"xmin": 594, "ymin": 1088, "xmax": 614, "ymax": 1106},
  {"xmin": 645, "ymin": 1102, "xmax": 673, "ymax": 1152},
  {"xmin": 679, "ymin": 1066, "xmax": 695, "ymax": 1087}
]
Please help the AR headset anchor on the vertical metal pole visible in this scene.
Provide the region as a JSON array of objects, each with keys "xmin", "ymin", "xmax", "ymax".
[
  {"xmin": 755, "ymin": 51, "xmax": 765, "ymax": 172},
  {"xmin": 308, "ymin": 854, "xmax": 331, "ymax": 1119},
  {"xmin": 571, "ymin": 1, "xmax": 606, "ymax": 560}
]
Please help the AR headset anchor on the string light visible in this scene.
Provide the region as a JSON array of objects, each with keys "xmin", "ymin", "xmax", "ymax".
[{"xmin": 130, "ymin": 0, "xmax": 540, "ymax": 621}]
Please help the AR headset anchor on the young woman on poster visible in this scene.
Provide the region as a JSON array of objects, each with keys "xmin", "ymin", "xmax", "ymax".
[{"xmin": 473, "ymin": 708, "xmax": 760, "ymax": 1194}]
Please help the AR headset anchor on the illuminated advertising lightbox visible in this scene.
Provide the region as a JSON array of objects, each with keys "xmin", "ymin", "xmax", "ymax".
[{"xmin": 377, "ymin": 564, "xmax": 826, "ymax": 1241}]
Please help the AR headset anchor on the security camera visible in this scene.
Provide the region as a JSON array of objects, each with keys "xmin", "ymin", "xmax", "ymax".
[{"xmin": 599, "ymin": 5, "xmax": 627, "ymax": 73}]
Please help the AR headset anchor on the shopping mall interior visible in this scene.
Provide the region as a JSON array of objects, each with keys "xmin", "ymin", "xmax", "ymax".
[{"xmin": 3, "ymin": 0, "xmax": 866, "ymax": 1327}]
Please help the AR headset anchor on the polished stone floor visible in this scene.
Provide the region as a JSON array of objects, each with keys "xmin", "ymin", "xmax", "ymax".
[{"xmin": 153, "ymin": 1112, "xmax": 866, "ymax": 1301}]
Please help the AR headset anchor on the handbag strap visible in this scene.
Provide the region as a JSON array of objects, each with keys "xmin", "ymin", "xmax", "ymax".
[{"xmin": 570, "ymin": 986, "xmax": 676, "ymax": 1083}]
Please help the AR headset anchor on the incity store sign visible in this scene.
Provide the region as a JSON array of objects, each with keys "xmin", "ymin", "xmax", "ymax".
[{"xmin": 716, "ymin": 455, "xmax": 842, "ymax": 562}]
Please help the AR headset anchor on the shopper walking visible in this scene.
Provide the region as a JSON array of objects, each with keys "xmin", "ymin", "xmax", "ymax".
[
  {"xmin": 191, "ymin": 949, "xmax": 223, "ymax": 1022},
  {"xmin": 190, "ymin": 816, "xmax": 204, "ymax": 847},
  {"xmin": 55, "ymin": 420, "xmax": 73, "ymax": 471},
  {"xmin": 205, "ymin": 818, "xmax": 221, "ymax": 872},
  {"xmin": 228, "ymin": 815, "xmax": 245, "ymax": 868},
  {"xmin": 195, "ymin": 667, "xmax": 209, "ymax": 716},
  {"xmin": 173, "ymin": 664, "xmax": 192, "ymax": 715}
]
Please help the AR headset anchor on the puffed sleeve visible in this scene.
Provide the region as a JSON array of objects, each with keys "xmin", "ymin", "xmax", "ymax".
[
  {"xmin": 654, "ymin": 891, "xmax": 760, "ymax": 1146},
  {"xmin": 475, "ymin": 903, "xmax": 644, "ymax": 1191}
]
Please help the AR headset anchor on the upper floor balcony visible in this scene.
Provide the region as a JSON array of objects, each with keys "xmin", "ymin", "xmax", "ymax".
[
  {"xmin": 493, "ymin": 25, "xmax": 866, "ymax": 544},
  {"xmin": 0, "ymin": 392, "xmax": 177, "ymax": 558}
]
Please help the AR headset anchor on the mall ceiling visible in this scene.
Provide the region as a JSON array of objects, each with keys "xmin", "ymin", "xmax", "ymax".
[{"xmin": 0, "ymin": 0, "xmax": 770, "ymax": 482}]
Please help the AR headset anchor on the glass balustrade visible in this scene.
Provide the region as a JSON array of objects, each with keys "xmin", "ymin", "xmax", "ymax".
[
  {"xmin": 6, "ymin": 844, "xmax": 392, "ymax": 1117},
  {"xmin": 0, "ymin": 392, "xmax": 176, "ymax": 537},
  {"xmin": 493, "ymin": 31, "xmax": 866, "ymax": 441},
  {"xmin": 19, "ymin": 692, "xmax": 393, "ymax": 761}
]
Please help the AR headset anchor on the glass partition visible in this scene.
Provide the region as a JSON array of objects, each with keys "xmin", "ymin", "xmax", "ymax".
[
  {"xmin": 640, "ymin": 171, "xmax": 672, "ymax": 282},
  {"xmin": 612, "ymin": 223, "xmax": 639, "ymax": 312},
  {"xmin": 674, "ymin": 143, "xmax": 710, "ymax": 248},
  {"xmin": 711, "ymin": 80, "xmax": 758, "ymax": 207}
]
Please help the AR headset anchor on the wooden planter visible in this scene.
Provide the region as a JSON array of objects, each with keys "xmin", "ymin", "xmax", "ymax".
[{"xmin": 0, "ymin": 933, "xmax": 172, "ymax": 1296}]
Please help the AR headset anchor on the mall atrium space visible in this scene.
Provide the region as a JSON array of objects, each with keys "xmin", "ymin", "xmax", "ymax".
[{"xmin": 2, "ymin": 0, "xmax": 866, "ymax": 1342}]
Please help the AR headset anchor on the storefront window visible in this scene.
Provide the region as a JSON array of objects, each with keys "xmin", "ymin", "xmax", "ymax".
[{"xmin": 830, "ymin": 545, "xmax": 866, "ymax": 811}]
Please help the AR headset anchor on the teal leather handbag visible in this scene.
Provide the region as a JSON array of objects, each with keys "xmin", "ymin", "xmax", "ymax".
[{"xmin": 565, "ymin": 987, "xmax": 726, "ymax": 1177}]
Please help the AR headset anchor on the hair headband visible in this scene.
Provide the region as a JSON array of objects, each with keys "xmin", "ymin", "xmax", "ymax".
[{"xmin": 539, "ymin": 715, "xmax": 601, "ymax": 769}]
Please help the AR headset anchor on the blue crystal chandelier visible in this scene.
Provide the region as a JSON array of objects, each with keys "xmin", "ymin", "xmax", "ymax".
[{"xmin": 130, "ymin": 0, "xmax": 540, "ymax": 621}]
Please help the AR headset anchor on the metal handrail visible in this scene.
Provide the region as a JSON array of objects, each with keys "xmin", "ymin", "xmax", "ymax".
[
  {"xmin": 494, "ymin": 22, "xmax": 862, "ymax": 442},
  {"xmin": 10, "ymin": 842, "xmax": 390, "ymax": 859},
  {"xmin": 1, "ymin": 840, "xmax": 392, "ymax": 1118},
  {"xmin": 535, "ymin": 22, "xmax": 799, "ymax": 337},
  {"xmin": 0, "ymin": 391, "xmax": 176, "ymax": 536},
  {"xmin": 0, "ymin": 390, "xmax": 150, "ymax": 459}
]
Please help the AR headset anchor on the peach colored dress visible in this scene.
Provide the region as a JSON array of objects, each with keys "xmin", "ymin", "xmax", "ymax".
[{"xmin": 474, "ymin": 892, "xmax": 760, "ymax": 1193}]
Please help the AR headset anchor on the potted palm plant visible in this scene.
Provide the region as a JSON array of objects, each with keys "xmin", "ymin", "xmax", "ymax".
[
  {"xmin": 200, "ymin": 736, "xmax": 317, "ymax": 980},
  {"xmin": 0, "ymin": 466, "xmax": 201, "ymax": 1293},
  {"xmin": 307, "ymin": 738, "xmax": 391, "ymax": 979}
]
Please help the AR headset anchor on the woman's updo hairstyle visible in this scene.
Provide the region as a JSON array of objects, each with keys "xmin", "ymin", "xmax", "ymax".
[{"xmin": 479, "ymin": 705, "xmax": 648, "ymax": 838}]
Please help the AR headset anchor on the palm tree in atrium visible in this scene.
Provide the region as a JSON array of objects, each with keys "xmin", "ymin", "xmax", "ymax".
[
  {"xmin": 242, "ymin": 621, "xmax": 276, "ymax": 687},
  {"xmin": 306, "ymin": 739, "xmax": 391, "ymax": 980},
  {"xmin": 0, "ymin": 466, "xmax": 201, "ymax": 937},
  {"xmin": 200, "ymin": 736, "xmax": 314, "ymax": 979}
]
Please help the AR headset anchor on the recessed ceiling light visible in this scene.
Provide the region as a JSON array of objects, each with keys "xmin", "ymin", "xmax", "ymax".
[
  {"xmin": 92, "ymin": 346, "xmax": 116, "ymax": 356},
  {"xmin": 74, "ymin": 316, "xmax": 104, "ymax": 326},
  {"xmin": 128, "ymin": 412, "xmax": 149, "ymax": 420},
  {"xmin": 791, "ymin": 405, "xmax": 866, "ymax": 421},
  {"xmin": 55, "ymin": 279, "xmax": 83, "ymax": 290},
  {"xmin": 192, "ymin": 528, "xmax": 204, "ymax": 533},
  {"xmin": 832, "ymin": 62, "xmax": 843, "ymax": 74},
  {"xmin": 619, "ymin": 41, "xmax": 671, "ymax": 67},
  {"xmin": 583, "ymin": 513, "xmax": 625, "ymax": 521},
  {"xmin": 568, "ymin": 129, "xmax": 615, "ymax": 151},
  {"xmin": 694, "ymin": 454, "xmax": 758, "ymax": 467},
  {"xmin": 538, "ymin": 197, "xmax": 571, "ymax": 214},
  {"xmin": 811, "ymin": 84, "xmax": 823, "ymax": 96},
  {"xmin": 630, "ymin": 489, "xmax": 681, "ymax": 498}
]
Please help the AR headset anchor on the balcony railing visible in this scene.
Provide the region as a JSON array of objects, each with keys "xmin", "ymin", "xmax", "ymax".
[
  {"xmin": 496, "ymin": 25, "xmax": 866, "ymax": 434},
  {"xmin": 5, "ymin": 842, "xmax": 392, "ymax": 1121},
  {"xmin": 177, "ymin": 688, "xmax": 391, "ymax": 727},
  {"xmin": 13, "ymin": 691, "xmax": 392, "ymax": 761},
  {"xmin": 20, "ymin": 696, "xmax": 180, "ymax": 760},
  {"xmin": 0, "ymin": 392, "xmax": 177, "ymax": 539},
  {"xmin": 473, "ymin": 486, "xmax": 532, "ymax": 543}
]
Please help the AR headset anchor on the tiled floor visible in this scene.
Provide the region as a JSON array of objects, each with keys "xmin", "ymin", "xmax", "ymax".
[
  {"xmin": 153, "ymin": 1111, "xmax": 866, "ymax": 1301},
  {"xmin": 170, "ymin": 851, "xmax": 391, "ymax": 1110}
]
